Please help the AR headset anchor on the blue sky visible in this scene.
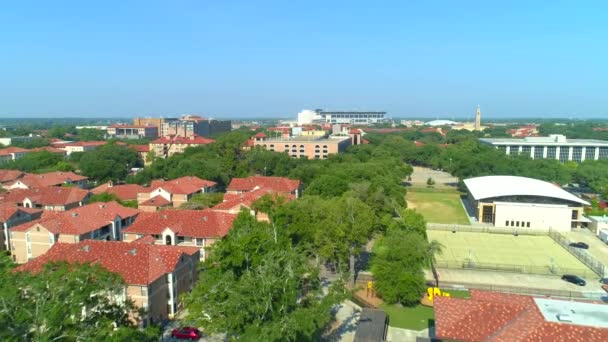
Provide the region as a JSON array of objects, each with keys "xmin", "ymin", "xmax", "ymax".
[{"xmin": 1, "ymin": 1, "xmax": 607, "ymax": 118}]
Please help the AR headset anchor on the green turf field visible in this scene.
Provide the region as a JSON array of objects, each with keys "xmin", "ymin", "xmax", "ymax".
[
  {"xmin": 406, "ymin": 190, "xmax": 470, "ymax": 225},
  {"xmin": 428, "ymin": 230, "xmax": 592, "ymax": 275}
]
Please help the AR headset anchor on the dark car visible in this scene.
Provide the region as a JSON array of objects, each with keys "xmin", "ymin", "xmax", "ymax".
[
  {"xmin": 171, "ymin": 327, "xmax": 202, "ymax": 340},
  {"xmin": 569, "ymin": 242, "xmax": 589, "ymax": 249},
  {"xmin": 562, "ymin": 274, "xmax": 586, "ymax": 286},
  {"xmin": 600, "ymin": 278, "xmax": 608, "ymax": 285}
]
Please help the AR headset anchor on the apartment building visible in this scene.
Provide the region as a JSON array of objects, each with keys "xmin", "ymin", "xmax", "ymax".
[
  {"xmin": 9, "ymin": 201, "xmax": 140, "ymax": 263},
  {"xmin": 107, "ymin": 124, "xmax": 159, "ymax": 139},
  {"xmin": 225, "ymin": 176, "xmax": 301, "ymax": 197},
  {"xmin": 1, "ymin": 203, "xmax": 42, "ymax": 251},
  {"xmin": 251, "ymin": 133, "xmax": 355, "ymax": 159},
  {"xmin": 122, "ymin": 209, "xmax": 236, "ymax": 261},
  {"xmin": 16, "ymin": 240, "xmax": 200, "ymax": 325},
  {"xmin": 1, "ymin": 186, "xmax": 90, "ymax": 211},
  {"xmin": 137, "ymin": 176, "xmax": 216, "ymax": 211},
  {"xmin": 5, "ymin": 171, "xmax": 88, "ymax": 189},
  {"xmin": 149, "ymin": 135, "xmax": 215, "ymax": 158},
  {"xmin": 0, "ymin": 147, "xmax": 30, "ymax": 164}
]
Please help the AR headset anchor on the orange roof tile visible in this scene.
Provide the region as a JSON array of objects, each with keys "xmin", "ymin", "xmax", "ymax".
[
  {"xmin": 1, "ymin": 186, "xmax": 89, "ymax": 206},
  {"xmin": 92, "ymin": 182, "xmax": 147, "ymax": 201},
  {"xmin": 148, "ymin": 176, "xmax": 216, "ymax": 195},
  {"xmin": 9, "ymin": 171, "xmax": 88, "ymax": 188},
  {"xmin": 139, "ymin": 195, "xmax": 172, "ymax": 207},
  {"xmin": 226, "ymin": 176, "xmax": 300, "ymax": 194},
  {"xmin": 130, "ymin": 144, "xmax": 150, "ymax": 153},
  {"xmin": 0, "ymin": 170, "xmax": 24, "ymax": 183},
  {"xmin": 0, "ymin": 203, "xmax": 41, "ymax": 223},
  {"xmin": 11, "ymin": 201, "xmax": 140, "ymax": 235},
  {"xmin": 123, "ymin": 209, "xmax": 236, "ymax": 239},
  {"xmin": 16, "ymin": 240, "xmax": 198, "ymax": 285},
  {"xmin": 214, "ymin": 188, "xmax": 294, "ymax": 211},
  {"xmin": 0, "ymin": 147, "xmax": 30, "ymax": 156}
]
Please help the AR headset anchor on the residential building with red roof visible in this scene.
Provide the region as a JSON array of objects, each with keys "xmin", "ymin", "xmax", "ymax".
[
  {"xmin": 92, "ymin": 181, "xmax": 148, "ymax": 201},
  {"xmin": 129, "ymin": 144, "xmax": 152, "ymax": 164},
  {"xmin": 226, "ymin": 176, "xmax": 301, "ymax": 198},
  {"xmin": 1, "ymin": 203, "xmax": 42, "ymax": 251},
  {"xmin": 0, "ymin": 147, "xmax": 30, "ymax": 164},
  {"xmin": 0, "ymin": 186, "xmax": 90, "ymax": 211},
  {"xmin": 137, "ymin": 176, "xmax": 217, "ymax": 211},
  {"xmin": 16, "ymin": 240, "xmax": 200, "ymax": 325},
  {"xmin": 5, "ymin": 171, "xmax": 88, "ymax": 189},
  {"xmin": 28, "ymin": 146, "xmax": 68, "ymax": 157},
  {"xmin": 60, "ymin": 141, "xmax": 107, "ymax": 155},
  {"xmin": 0, "ymin": 170, "xmax": 24, "ymax": 186},
  {"xmin": 9, "ymin": 201, "xmax": 140, "ymax": 263},
  {"xmin": 150, "ymin": 135, "xmax": 215, "ymax": 158},
  {"xmin": 434, "ymin": 289, "xmax": 608, "ymax": 341},
  {"xmin": 122, "ymin": 209, "xmax": 236, "ymax": 260},
  {"xmin": 107, "ymin": 124, "xmax": 159, "ymax": 139},
  {"xmin": 213, "ymin": 188, "xmax": 295, "ymax": 222}
]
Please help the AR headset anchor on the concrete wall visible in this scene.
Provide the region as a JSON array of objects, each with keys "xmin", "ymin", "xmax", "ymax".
[{"xmin": 494, "ymin": 202, "xmax": 575, "ymax": 231}]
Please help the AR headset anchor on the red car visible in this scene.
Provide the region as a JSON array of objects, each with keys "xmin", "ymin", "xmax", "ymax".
[{"xmin": 171, "ymin": 327, "xmax": 202, "ymax": 340}]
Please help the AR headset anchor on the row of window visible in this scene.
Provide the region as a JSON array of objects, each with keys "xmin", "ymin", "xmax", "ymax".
[{"xmin": 505, "ymin": 220, "xmax": 531, "ymax": 228}]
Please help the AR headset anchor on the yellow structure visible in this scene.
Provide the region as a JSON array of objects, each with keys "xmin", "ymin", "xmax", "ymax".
[{"xmin": 426, "ymin": 287, "xmax": 451, "ymax": 302}]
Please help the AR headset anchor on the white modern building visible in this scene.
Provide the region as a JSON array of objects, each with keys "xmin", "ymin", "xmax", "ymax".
[
  {"xmin": 464, "ymin": 175, "xmax": 589, "ymax": 231},
  {"xmin": 479, "ymin": 135, "xmax": 608, "ymax": 162},
  {"xmin": 297, "ymin": 109, "xmax": 387, "ymax": 125}
]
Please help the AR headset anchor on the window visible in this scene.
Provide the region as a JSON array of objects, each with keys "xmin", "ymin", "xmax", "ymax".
[
  {"xmin": 534, "ymin": 147, "xmax": 544, "ymax": 159},
  {"xmin": 177, "ymin": 236, "xmax": 185, "ymax": 244},
  {"xmin": 559, "ymin": 146, "xmax": 570, "ymax": 162},
  {"xmin": 195, "ymin": 238, "xmax": 203, "ymax": 246},
  {"xmin": 141, "ymin": 286, "xmax": 148, "ymax": 296},
  {"xmin": 571, "ymin": 210, "xmax": 578, "ymax": 220},
  {"xmin": 510, "ymin": 220, "xmax": 514, "ymax": 226},
  {"xmin": 521, "ymin": 146, "xmax": 532, "ymax": 157},
  {"xmin": 547, "ymin": 146, "xmax": 557, "ymax": 159},
  {"xmin": 481, "ymin": 206, "xmax": 493, "ymax": 224},
  {"xmin": 599, "ymin": 147, "xmax": 608, "ymax": 160},
  {"xmin": 516, "ymin": 221, "xmax": 520, "ymax": 227},
  {"xmin": 572, "ymin": 146, "xmax": 583, "ymax": 162},
  {"xmin": 505, "ymin": 221, "xmax": 509, "ymax": 226},
  {"xmin": 526, "ymin": 222, "xmax": 530, "ymax": 228}
]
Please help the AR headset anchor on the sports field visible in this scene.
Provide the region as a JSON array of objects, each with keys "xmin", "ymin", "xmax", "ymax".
[
  {"xmin": 428, "ymin": 230, "xmax": 593, "ymax": 275},
  {"xmin": 406, "ymin": 189, "xmax": 470, "ymax": 225}
]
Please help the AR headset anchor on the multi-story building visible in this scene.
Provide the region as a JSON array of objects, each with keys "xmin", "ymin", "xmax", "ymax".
[
  {"xmin": 0, "ymin": 147, "xmax": 30, "ymax": 164},
  {"xmin": 16, "ymin": 240, "xmax": 200, "ymax": 325},
  {"xmin": 122, "ymin": 209, "xmax": 236, "ymax": 261},
  {"xmin": 149, "ymin": 135, "xmax": 215, "ymax": 158},
  {"xmin": 161, "ymin": 115, "xmax": 231, "ymax": 138},
  {"xmin": 5, "ymin": 171, "xmax": 88, "ymax": 189},
  {"xmin": 9, "ymin": 201, "xmax": 140, "ymax": 263},
  {"xmin": 297, "ymin": 109, "xmax": 388, "ymax": 125},
  {"xmin": 1, "ymin": 186, "xmax": 90, "ymax": 211},
  {"xmin": 107, "ymin": 124, "xmax": 159, "ymax": 139},
  {"xmin": 133, "ymin": 117, "xmax": 177, "ymax": 128},
  {"xmin": 251, "ymin": 133, "xmax": 358, "ymax": 159},
  {"xmin": 1, "ymin": 203, "xmax": 42, "ymax": 251},
  {"xmin": 137, "ymin": 176, "xmax": 216, "ymax": 211},
  {"xmin": 479, "ymin": 135, "xmax": 608, "ymax": 162}
]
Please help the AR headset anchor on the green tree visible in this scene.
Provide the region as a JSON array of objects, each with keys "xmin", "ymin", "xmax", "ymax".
[
  {"xmin": 179, "ymin": 192, "xmax": 224, "ymax": 210},
  {"xmin": 78, "ymin": 143, "xmax": 139, "ymax": 182},
  {"xmin": 89, "ymin": 193, "xmax": 138, "ymax": 208}
]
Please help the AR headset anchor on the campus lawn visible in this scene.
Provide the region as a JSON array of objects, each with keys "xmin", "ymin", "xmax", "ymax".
[
  {"xmin": 380, "ymin": 290, "xmax": 470, "ymax": 330},
  {"xmin": 406, "ymin": 189, "xmax": 470, "ymax": 225}
]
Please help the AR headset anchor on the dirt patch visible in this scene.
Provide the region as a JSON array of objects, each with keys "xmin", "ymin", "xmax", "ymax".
[{"xmin": 353, "ymin": 287, "xmax": 384, "ymax": 308}]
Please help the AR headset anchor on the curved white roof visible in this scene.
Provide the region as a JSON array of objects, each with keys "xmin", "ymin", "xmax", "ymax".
[
  {"xmin": 464, "ymin": 176, "xmax": 589, "ymax": 205},
  {"xmin": 425, "ymin": 120, "xmax": 458, "ymax": 126}
]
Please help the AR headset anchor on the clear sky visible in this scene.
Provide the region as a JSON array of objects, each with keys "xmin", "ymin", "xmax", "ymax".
[{"xmin": 1, "ymin": 1, "xmax": 607, "ymax": 118}]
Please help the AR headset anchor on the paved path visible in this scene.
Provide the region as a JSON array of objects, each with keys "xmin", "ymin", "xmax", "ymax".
[
  {"xmin": 324, "ymin": 300, "xmax": 361, "ymax": 342},
  {"xmin": 407, "ymin": 166, "xmax": 459, "ymax": 188},
  {"xmin": 565, "ymin": 229, "xmax": 608, "ymax": 267},
  {"xmin": 387, "ymin": 327, "xmax": 431, "ymax": 342}
]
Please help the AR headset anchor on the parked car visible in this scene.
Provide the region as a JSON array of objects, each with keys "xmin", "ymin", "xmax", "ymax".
[
  {"xmin": 569, "ymin": 242, "xmax": 589, "ymax": 249},
  {"xmin": 171, "ymin": 327, "xmax": 202, "ymax": 340},
  {"xmin": 600, "ymin": 278, "xmax": 608, "ymax": 285},
  {"xmin": 562, "ymin": 274, "xmax": 586, "ymax": 286}
]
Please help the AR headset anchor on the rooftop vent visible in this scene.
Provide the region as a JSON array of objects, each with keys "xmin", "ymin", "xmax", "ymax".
[
  {"xmin": 129, "ymin": 248, "xmax": 137, "ymax": 255},
  {"xmin": 163, "ymin": 214, "xmax": 168, "ymax": 219},
  {"xmin": 71, "ymin": 212, "xmax": 78, "ymax": 217},
  {"xmin": 82, "ymin": 245, "xmax": 90, "ymax": 252},
  {"xmin": 202, "ymin": 216, "xmax": 207, "ymax": 222},
  {"xmin": 98, "ymin": 204, "xmax": 105, "ymax": 209},
  {"xmin": 557, "ymin": 314, "xmax": 572, "ymax": 322}
]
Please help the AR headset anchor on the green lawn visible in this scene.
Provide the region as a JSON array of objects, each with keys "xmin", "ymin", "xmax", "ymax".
[
  {"xmin": 380, "ymin": 290, "xmax": 470, "ymax": 330},
  {"xmin": 406, "ymin": 190, "xmax": 470, "ymax": 225},
  {"xmin": 428, "ymin": 230, "xmax": 595, "ymax": 276}
]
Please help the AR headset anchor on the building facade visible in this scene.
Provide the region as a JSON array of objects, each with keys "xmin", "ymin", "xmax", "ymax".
[
  {"xmin": 297, "ymin": 109, "xmax": 387, "ymax": 125},
  {"xmin": 479, "ymin": 135, "xmax": 608, "ymax": 162},
  {"xmin": 161, "ymin": 115, "xmax": 231, "ymax": 138},
  {"xmin": 464, "ymin": 175, "xmax": 589, "ymax": 231},
  {"xmin": 0, "ymin": 147, "xmax": 30, "ymax": 164},
  {"xmin": 107, "ymin": 124, "xmax": 159, "ymax": 139},
  {"xmin": 149, "ymin": 135, "xmax": 215, "ymax": 158},
  {"xmin": 252, "ymin": 134, "xmax": 355, "ymax": 159}
]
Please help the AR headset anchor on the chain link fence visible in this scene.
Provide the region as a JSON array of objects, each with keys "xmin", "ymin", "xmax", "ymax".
[
  {"xmin": 548, "ymin": 231, "xmax": 605, "ymax": 277},
  {"xmin": 434, "ymin": 260, "xmax": 597, "ymax": 279},
  {"xmin": 427, "ymin": 223, "xmax": 551, "ymax": 236}
]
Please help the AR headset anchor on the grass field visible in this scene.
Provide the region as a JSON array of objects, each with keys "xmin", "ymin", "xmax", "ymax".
[
  {"xmin": 406, "ymin": 190, "xmax": 470, "ymax": 225},
  {"xmin": 428, "ymin": 230, "xmax": 592, "ymax": 273},
  {"xmin": 380, "ymin": 290, "xmax": 470, "ymax": 330}
]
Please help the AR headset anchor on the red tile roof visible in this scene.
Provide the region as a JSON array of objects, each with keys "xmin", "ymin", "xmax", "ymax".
[
  {"xmin": 123, "ymin": 209, "xmax": 236, "ymax": 239},
  {"xmin": 16, "ymin": 240, "xmax": 198, "ymax": 285},
  {"xmin": 139, "ymin": 195, "xmax": 172, "ymax": 207},
  {"xmin": 62, "ymin": 141, "xmax": 107, "ymax": 147},
  {"xmin": 150, "ymin": 135, "xmax": 215, "ymax": 145},
  {"xmin": 215, "ymin": 188, "xmax": 295, "ymax": 211},
  {"xmin": 253, "ymin": 132, "xmax": 267, "ymax": 138},
  {"xmin": 130, "ymin": 144, "xmax": 150, "ymax": 153},
  {"xmin": 131, "ymin": 235, "xmax": 157, "ymax": 244},
  {"xmin": 9, "ymin": 171, "xmax": 88, "ymax": 188},
  {"xmin": 29, "ymin": 146, "xmax": 67, "ymax": 154},
  {"xmin": 0, "ymin": 147, "xmax": 30, "ymax": 156},
  {"xmin": 11, "ymin": 201, "xmax": 140, "ymax": 235},
  {"xmin": 1, "ymin": 186, "xmax": 89, "ymax": 206},
  {"xmin": 149, "ymin": 176, "xmax": 216, "ymax": 195},
  {"xmin": 0, "ymin": 203, "xmax": 41, "ymax": 222},
  {"xmin": 434, "ymin": 290, "xmax": 608, "ymax": 342},
  {"xmin": 92, "ymin": 182, "xmax": 147, "ymax": 201},
  {"xmin": 0, "ymin": 170, "xmax": 24, "ymax": 183},
  {"xmin": 226, "ymin": 176, "xmax": 300, "ymax": 194}
]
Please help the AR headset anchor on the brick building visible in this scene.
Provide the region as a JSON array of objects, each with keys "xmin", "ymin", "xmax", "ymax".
[{"xmin": 149, "ymin": 135, "xmax": 215, "ymax": 158}]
